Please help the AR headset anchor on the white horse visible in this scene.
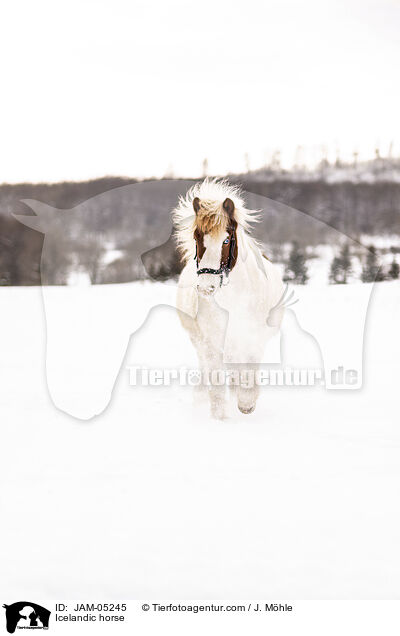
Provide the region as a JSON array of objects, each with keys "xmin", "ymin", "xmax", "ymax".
[{"xmin": 174, "ymin": 179, "xmax": 288, "ymax": 418}]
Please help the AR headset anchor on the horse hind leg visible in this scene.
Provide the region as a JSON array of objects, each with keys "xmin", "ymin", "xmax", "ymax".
[
  {"xmin": 237, "ymin": 386, "xmax": 259, "ymax": 414},
  {"xmin": 236, "ymin": 365, "xmax": 260, "ymax": 415}
]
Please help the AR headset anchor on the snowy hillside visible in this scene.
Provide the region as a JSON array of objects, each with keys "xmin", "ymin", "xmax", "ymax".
[
  {"xmin": 0, "ymin": 280, "xmax": 399, "ymax": 599},
  {"xmin": 245, "ymin": 157, "xmax": 400, "ymax": 184}
]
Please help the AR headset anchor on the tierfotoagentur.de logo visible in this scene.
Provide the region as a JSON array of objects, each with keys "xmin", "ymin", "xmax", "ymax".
[{"xmin": 2, "ymin": 603, "xmax": 50, "ymax": 633}]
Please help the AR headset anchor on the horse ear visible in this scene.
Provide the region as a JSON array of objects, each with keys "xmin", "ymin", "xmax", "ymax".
[
  {"xmin": 223, "ymin": 198, "xmax": 235, "ymax": 218},
  {"xmin": 193, "ymin": 197, "xmax": 201, "ymax": 214}
]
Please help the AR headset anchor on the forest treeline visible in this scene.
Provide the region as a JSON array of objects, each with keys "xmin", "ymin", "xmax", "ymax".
[{"xmin": 0, "ymin": 176, "xmax": 399, "ymax": 285}]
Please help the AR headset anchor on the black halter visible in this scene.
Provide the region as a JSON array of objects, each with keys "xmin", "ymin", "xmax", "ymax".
[{"xmin": 195, "ymin": 233, "xmax": 237, "ymax": 288}]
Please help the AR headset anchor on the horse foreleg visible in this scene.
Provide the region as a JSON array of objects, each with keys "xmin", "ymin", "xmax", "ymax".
[
  {"xmin": 204, "ymin": 349, "xmax": 228, "ymax": 420},
  {"xmin": 192, "ymin": 342, "xmax": 209, "ymax": 404},
  {"xmin": 176, "ymin": 307, "xmax": 209, "ymax": 404}
]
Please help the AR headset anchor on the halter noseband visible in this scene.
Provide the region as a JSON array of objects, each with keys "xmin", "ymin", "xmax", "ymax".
[{"xmin": 195, "ymin": 231, "xmax": 237, "ymax": 288}]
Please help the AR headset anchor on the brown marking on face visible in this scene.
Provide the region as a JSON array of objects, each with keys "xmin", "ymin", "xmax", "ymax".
[
  {"xmin": 194, "ymin": 219, "xmax": 238, "ymax": 273},
  {"xmin": 194, "ymin": 227, "xmax": 206, "ymax": 265},
  {"xmin": 220, "ymin": 220, "xmax": 238, "ymax": 272},
  {"xmin": 193, "ymin": 197, "xmax": 238, "ymax": 272}
]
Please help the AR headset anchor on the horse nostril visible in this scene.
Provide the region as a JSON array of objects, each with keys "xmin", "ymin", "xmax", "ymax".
[{"xmin": 197, "ymin": 283, "xmax": 216, "ymax": 296}]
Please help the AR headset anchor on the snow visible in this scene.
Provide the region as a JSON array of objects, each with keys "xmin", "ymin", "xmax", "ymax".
[
  {"xmin": 0, "ymin": 280, "xmax": 399, "ymax": 599},
  {"xmin": 103, "ymin": 247, "xmax": 124, "ymax": 265},
  {"xmin": 360, "ymin": 234, "xmax": 400, "ymax": 250},
  {"xmin": 267, "ymin": 243, "xmax": 367, "ymax": 287}
]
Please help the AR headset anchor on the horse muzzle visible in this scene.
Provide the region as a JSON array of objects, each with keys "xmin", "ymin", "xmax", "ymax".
[{"xmin": 197, "ymin": 282, "xmax": 217, "ymax": 297}]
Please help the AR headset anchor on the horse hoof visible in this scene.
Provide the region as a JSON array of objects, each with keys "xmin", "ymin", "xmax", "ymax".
[{"xmin": 238, "ymin": 404, "xmax": 255, "ymax": 414}]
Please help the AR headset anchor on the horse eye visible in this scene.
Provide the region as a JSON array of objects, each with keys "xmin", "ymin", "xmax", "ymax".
[{"xmin": 223, "ymin": 238, "xmax": 230, "ymax": 244}]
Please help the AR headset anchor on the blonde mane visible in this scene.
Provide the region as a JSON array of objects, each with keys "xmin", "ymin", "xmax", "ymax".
[{"xmin": 172, "ymin": 178, "xmax": 259, "ymax": 263}]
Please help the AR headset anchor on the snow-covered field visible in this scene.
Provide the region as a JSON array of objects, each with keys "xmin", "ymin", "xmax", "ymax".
[{"xmin": 0, "ymin": 280, "xmax": 399, "ymax": 599}]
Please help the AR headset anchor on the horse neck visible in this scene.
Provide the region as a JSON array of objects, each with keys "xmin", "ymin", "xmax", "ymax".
[
  {"xmin": 237, "ymin": 231, "xmax": 260, "ymax": 269},
  {"xmin": 225, "ymin": 231, "xmax": 260, "ymax": 289}
]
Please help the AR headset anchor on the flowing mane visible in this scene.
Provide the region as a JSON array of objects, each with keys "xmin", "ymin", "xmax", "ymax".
[{"xmin": 172, "ymin": 178, "xmax": 259, "ymax": 263}]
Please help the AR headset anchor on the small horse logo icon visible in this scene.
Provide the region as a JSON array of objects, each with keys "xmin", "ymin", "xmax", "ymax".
[{"xmin": 2, "ymin": 602, "xmax": 51, "ymax": 633}]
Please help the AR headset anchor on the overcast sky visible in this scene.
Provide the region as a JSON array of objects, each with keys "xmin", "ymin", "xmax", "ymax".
[{"xmin": 1, "ymin": 0, "xmax": 399, "ymax": 182}]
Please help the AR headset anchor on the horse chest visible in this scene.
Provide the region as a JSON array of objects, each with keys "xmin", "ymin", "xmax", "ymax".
[{"xmin": 196, "ymin": 297, "xmax": 228, "ymax": 345}]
